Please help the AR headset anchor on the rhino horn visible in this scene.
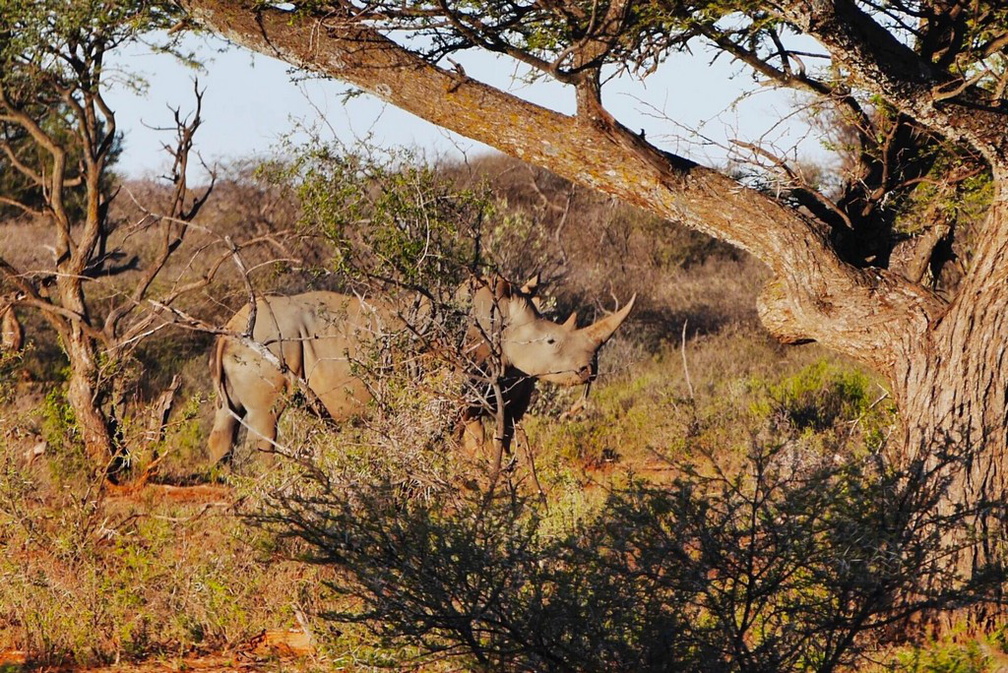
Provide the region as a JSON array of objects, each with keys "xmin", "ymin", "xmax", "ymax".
[
  {"xmin": 562, "ymin": 311, "xmax": 578, "ymax": 330},
  {"xmin": 583, "ymin": 294, "xmax": 636, "ymax": 345}
]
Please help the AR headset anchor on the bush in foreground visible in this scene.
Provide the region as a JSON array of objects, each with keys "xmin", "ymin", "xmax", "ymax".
[{"xmin": 257, "ymin": 403, "xmax": 1000, "ymax": 672}]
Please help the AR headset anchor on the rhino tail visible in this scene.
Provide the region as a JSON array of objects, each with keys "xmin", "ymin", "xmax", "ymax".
[{"xmin": 211, "ymin": 334, "xmax": 236, "ymax": 412}]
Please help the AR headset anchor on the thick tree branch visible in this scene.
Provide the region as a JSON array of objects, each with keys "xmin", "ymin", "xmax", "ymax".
[
  {"xmin": 0, "ymin": 195, "xmax": 44, "ymax": 218},
  {"xmin": 778, "ymin": 0, "xmax": 1008, "ymax": 165},
  {"xmin": 177, "ymin": 0, "xmax": 950, "ymax": 374},
  {"xmin": 0, "ymin": 132, "xmax": 46, "ymax": 188},
  {"xmin": 0, "ymin": 82, "xmax": 75, "ymax": 238}
]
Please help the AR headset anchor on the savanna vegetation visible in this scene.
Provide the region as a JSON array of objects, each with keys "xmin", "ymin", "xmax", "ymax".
[
  {"xmin": 181, "ymin": 0, "xmax": 1008, "ymax": 617},
  {"xmin": 3, "ymin": 0, "xmax": 1008, "ymax": 671},
  {"xmin": 3, "ymin": 145, "xmax": 1005, "ymax": 670}
]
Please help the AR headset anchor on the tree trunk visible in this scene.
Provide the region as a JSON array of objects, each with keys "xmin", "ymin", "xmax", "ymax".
[
  {"xmin": 898, "ymin": 294, "xmax": 1008, "ymax": 469},
  {"xmin": 63, "ymin": 325, "xmax": 116, "ymax": 467},
  {"xmin": 55, "ymin": 245, "xmax": 117, "ymax": 468},
  {"xmin": 891, "ymin": 188, "xmax": 1008, "ymax": 617}
]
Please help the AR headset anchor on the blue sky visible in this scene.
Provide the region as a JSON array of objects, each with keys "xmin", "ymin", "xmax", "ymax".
[{"xmin": 104, "ymin": 32, "xmax": 826, "ymax": 179}]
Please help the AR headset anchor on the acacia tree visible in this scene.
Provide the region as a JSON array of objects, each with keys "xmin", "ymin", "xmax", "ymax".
[
  {"xmin": 0, "ymin": 1, "xmax": 213, "ymax": 472},
  {"xmin": 178, "ymin": 0, "xmax": 1006, "ymax": 589}
]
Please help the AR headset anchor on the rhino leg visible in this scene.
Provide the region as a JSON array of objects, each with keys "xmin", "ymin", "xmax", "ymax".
[
  {"xmin": 459, "ymin": 412, "xmax": 518, "ymax": 481},
  {"xmin": 207, "ymin": 405, "xmax": 279, "ymax": 466},
  {"xmin": 208, "ymin": 405, "xmax": 242, "ymax": 464},
  {"xmin": 244, "ymin": 408, "xmax": 279, "ymax": 457},
  {"xmin": 461, "ymin": 416, "xmax": 486, "ymax": 456}
]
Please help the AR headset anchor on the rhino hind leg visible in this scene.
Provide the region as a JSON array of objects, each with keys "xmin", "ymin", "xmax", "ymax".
[
  {"xmin": 244, "ymin": 408, "xmax": 279, "ymax": 458},
  {"xmin": 208, "ymin": 404, "xmax": 242, "ymax": 465},
  {"xmin": 207, "ymin": 403, "xmax": 280, "ymax": 466}
]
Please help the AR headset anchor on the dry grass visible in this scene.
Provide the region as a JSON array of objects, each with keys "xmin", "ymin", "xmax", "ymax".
[
  {"xmin": 0, "ymin": 451, "xmax": 334, "ymax": 666},
  {"xmin": 3, "ymin": 152, "xmax": 994, "ymax": 671}
]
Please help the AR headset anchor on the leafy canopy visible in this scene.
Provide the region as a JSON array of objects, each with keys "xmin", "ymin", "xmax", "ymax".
[{"xmin": 0, "ymin": 1, "xmax": 181, "ymax": 217}]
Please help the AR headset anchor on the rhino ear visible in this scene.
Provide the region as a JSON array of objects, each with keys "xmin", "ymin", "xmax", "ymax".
[
  {"xmin": 493, "ymin": 276, "xmax": 514, "ymax": 300},
  {"xmin": 562, "ymin": 311, "xmax": 578, "ymax": 330},
  {"xmin": 520, "ymin": 273, "xmax": 541, "ymax": 297},
  {"xmin": 583, "ymin": 294, "xmax": 636, "ymax": 345}
]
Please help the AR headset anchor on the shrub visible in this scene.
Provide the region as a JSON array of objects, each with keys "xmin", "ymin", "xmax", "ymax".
[
  {"xmin": 0, "ymin": 445, "xmax": 331, "ymax": 666},
  {"xmin": 897, "ymin": 639, "xmax": 991, "ymax": 673},
  {"xmin": 748, "ymin": 360, "xmax": 895, "ymax": 454},
  {"xmin": 39, "ymin": 389, "xmax": 90, "ymax": 485},
  {"xmin": 257, "ymin": 406, "xmax": 983, "ymax": 672}
]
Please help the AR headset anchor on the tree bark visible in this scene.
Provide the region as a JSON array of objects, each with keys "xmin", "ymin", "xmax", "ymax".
[
  {"xmin": 892, "ymin": 183, "xmax": 1008, "ymax": 594},
  {"xmin": 63, "ymin": 325, "xmax": 116, "ymax": 466},
  {"xmin": 55, "ymin": 256, "xmax": 117, "ymax": 467}
]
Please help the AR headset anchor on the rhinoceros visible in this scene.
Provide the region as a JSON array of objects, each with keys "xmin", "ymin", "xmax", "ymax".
[{"xmin": 207, "ymin": 278, "xmax": 634, "ymax": 464}]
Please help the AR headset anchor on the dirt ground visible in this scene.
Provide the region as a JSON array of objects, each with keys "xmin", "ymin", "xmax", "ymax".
[{"xmin": 0, "ymin": 627, "xmax": 314, "ymax": 672}]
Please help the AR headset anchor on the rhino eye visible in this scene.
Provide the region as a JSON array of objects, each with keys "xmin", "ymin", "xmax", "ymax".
[{"xmin": 546, "ymin": 336, "xmax": 557, "ymax": 345}]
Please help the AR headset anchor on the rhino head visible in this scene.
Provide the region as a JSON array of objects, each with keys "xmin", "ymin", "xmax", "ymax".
[{"xmin": 471, "ymin": 277, "xmax": 635, "ymax": 386}]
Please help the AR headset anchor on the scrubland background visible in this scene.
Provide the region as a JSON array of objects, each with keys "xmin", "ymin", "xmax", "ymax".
[{"xmin": 0, "ymin": 153, "xmax": 1000, "ymax": 672}]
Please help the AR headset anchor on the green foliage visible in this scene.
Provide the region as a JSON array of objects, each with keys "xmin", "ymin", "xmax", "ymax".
[
  {"xmin": 737, "ymin": 360, "xmax": 897, "ymax": 460},
  {"xmin": 525, "ymin": 344, "xmax": 897, "ymax": 475},
  {"xmin": 0, "ymin": 102, "xmax": 123, "ymax": 220},
  {"xmin": 484, "ymin": 210, "xmax": 559, "ymax": 282},
  {"xmin": 0, "ymin": 1, "xmax": 173, "ymax": 217},
  {"xmin": 890, "ymin": 134, "xmax": 993, "ymax": 230},
  {"xmin": 357, "ymin": 0, "xmax": 774, "ymax": 83},
  {"xmin": 263, "ymin": 143, "xmax": 492, "ymax": 295},
  {"xmin": 894, "ymin": 149, "xmax": 994, "ymax": 290},
  {"xmin": 170, "ymin": 394, "xmax": 212, "ymax": 460},
  {"xmin": 532, "ymin": 368, "xmax": 671, "ymax": 468},
  {"xmin": 898, "ymin": 639, "xmax": 991, "ymax": 673},
  {"xmin": 39, "ymin": 389, "xmax": 89, "ymax": 484},
  {"xmin": 0, "ymin": 348, "xmax": 20, "ymax": 397},
  {"xmin": 0, "ymin": 1, "xmax": 179, "ymax": 81},
  {"xmin": 753, "ymin": 360, "xmax": 882, "ymax": 432}
]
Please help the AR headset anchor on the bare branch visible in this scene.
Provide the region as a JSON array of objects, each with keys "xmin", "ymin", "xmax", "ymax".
[{"xmin": 103, "ymin": 82, "xmax": 215, "ymax": 341}]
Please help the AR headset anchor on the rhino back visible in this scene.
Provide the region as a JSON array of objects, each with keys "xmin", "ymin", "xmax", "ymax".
[
  {"xmin": 221, "ymin": 292, "xmax": 393, "ymax": 421},
  {"xmin": 297, "ymin": 292, "xmax": 380, "ymax": 419}
]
